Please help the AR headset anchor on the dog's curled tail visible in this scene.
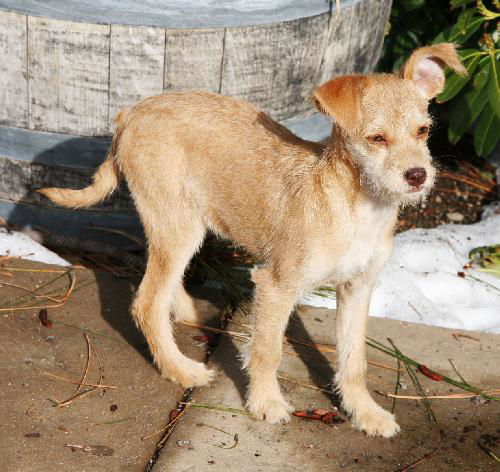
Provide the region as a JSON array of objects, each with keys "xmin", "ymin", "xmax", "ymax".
[{"xmin": 38, "ymin": 109, "xmax": 129, "ymax": 209}]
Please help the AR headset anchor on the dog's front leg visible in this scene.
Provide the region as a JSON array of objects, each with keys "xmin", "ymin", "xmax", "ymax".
[
  {"xmin": 245, "ymin": 267, "xmax": 298, "ymax": 424},
  {"xmin": 335, "ymin": 275, "xmax": 400, "ymax": 437}
]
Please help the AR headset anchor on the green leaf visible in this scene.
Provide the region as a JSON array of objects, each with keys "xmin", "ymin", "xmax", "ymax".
[
  {"xmin": 458, "ymin": 49, "xmax": 485, "ymax": 61},
  {"xmin": 437, "ymin": 54, "xmax": 480, "ymax": 103},
  {"xmin": 457, "ymin": 8, "xmax": 475, "ymax": 35},
  {"xmin": 448, "ymin": 85, "xmax": 490, "ymax": 144},
  {"xmin": 450, "ymin": 0, "xmax": 475, "ymax": 8},
  {"xmin": 474, "ymin": 104, "xmax": 500, "ymax": 156},
  {"xmin": 473, "ymin": 60, "xmax": 491, "ymax": 89},
  {"xmin": 487, "ymin": 54, "xmax": 500, "ymax": 117},
  {"xmin": 400, "ymin": 0, "xmax": 426, "ymax": 12},
  {"xmin": 433, "ymin": 15, "xmax": 484, "ymax": 44}
]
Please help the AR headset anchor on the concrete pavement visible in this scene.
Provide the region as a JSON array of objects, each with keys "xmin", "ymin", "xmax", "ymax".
[{"xmin": 1, "ymin": 259, "xmax": 499, "ymax": 471}]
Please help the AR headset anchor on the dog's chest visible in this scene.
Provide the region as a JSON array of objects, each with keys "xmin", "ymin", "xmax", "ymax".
[{"xmin": 304, "ymin": 200, "xmax": 394, "ymax": 287}]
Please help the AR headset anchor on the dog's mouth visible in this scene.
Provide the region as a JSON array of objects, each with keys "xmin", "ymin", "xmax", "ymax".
[{"xmin": 407, "ymin": 185, "xmax": 424, "ymax": 193}]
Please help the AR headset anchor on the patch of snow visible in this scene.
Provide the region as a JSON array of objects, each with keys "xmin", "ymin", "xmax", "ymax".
[
  {"xmin": 299, "ymin": 215, "xmax": 500, "ymax": 334},
  {"xmin": 0, "ymin": 228, "xmax": 70, "ymax": 266}
]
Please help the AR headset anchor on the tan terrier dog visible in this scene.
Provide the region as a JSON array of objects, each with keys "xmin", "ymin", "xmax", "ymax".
[{"xmin": 40, "ymin": 44, "xmax": 465, "ymax": 437}]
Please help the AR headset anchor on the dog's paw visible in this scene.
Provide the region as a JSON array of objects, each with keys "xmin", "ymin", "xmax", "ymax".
[
  {"xmin": 163, "ymin": 360, "xmax": 216, "ymax": 388},
  {"xmin": 352, "ymin": 406, "xmax": 400, "ymax": 438},
  {"xmin": 247, "ymin": 396, "xmax": 294, "ymax": 425}
]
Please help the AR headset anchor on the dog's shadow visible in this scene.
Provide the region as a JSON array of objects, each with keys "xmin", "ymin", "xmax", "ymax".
[
  {"xmin": 93, "ymin": 268, "xmax": 340, "ymax": 410},
  {"xmin": 94, "ymin": 270, "xmax": 152, "ymax": 363}
]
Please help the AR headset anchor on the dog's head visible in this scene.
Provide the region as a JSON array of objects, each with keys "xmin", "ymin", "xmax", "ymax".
[{"xmin": 313, "ymin": 43, "xmax": 466, "ymax": 205}]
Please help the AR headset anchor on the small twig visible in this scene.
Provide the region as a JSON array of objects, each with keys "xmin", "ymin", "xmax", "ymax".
[
  {"xmin": 396, "ymin": 433, "xmax": 444, "ymax": 472},
  {"xmin": 477, "ymin": 441, "xmax": 500, "ymax": 464},
  {"xmin": 452, "ymin": 332, "xmax": 480, "ymax": 342},
  {"xmin": 407, "ymin": 301, "xmax": 424, "ymax": 321}
]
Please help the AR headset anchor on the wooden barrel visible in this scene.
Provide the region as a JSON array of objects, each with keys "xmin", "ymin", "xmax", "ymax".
[{"xmin": 0, "ymin": 0, "xmax": 392, "ymax": 243}]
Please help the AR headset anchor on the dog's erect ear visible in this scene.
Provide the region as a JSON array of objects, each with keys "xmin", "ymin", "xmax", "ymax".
[
  {"xmin": 402, "ymin": 43, "xmax": 466, "ymax": 99},
  {"xmin": 312, "ymin": 76, "xmax": 367, "ymax": 132}
]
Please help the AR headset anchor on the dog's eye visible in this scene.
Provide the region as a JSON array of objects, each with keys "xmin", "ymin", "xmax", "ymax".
[
  {"xmin": 368, "ymin": 134, "xmax": 386, "ymax": 143},
  {"xmin": 418, "ymin": 126, "xmax": 429, "ymax": 136}
]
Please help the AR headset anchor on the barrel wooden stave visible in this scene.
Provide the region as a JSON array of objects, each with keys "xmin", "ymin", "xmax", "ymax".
[{"xmin": 0, "ymin": 0, "xmax": 393, "ymax": 135}]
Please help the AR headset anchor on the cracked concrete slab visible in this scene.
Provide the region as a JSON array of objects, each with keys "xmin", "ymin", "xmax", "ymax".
[
  {"xmin": 155, "ymin": 306, "xmax": 500, "ymax": 471},
  {"xmin": 0, "ymin": 259, "xmax": 219, "ymax": 472}
]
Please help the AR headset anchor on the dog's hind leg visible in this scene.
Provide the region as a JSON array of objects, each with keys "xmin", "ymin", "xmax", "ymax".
[
  {"xmin": 244, "ymin": 267, "xmax": 298, "ymax": 424},
  {"xmin": 131, "ymin": 220, "xmax": 215, "ymax": 388},
  {"xmin": 172, "ymin": 285, "xmax": 215, "ymax": 323}
]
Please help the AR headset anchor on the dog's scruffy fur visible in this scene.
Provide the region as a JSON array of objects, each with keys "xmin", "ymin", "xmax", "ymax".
[{"xmin": 40, "ymin": 44, "xmax": 465, "ymax": 437}]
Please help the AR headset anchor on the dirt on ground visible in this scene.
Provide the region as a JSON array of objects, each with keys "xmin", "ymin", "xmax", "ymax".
[{"xmin": 398, "ymin": 158, "xmax": 498, "ymax": 232}]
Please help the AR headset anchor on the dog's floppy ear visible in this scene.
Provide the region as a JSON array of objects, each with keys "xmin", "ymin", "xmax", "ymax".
[
  {"xmin": 402, "ymin": 43, "xmax": 466, "ymax": 99},
  {"xmin": 312, "ymin": 76, "xmax": 367, "ymax": 132}
]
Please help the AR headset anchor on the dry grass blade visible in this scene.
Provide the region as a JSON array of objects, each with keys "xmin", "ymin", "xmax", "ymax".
[
  {"xmin": 0, "ymin": 270, "xmax": 76, "ymax": 312},
  {"xmin": 440, "ymin": 171, "xmax": 494, "ymax": 193},
  {"xmin": 53, "ymin": 334, "xmax": 107, "ymax": 408},
  {"xmin": 277, "ymin": 375, "xmax": 332, "ymax": 394},
  {"xmin": 43, "ymin": 371, "xmax": 116, "ymax": 389},
  {"xmin": 178, "ymin": 401, "xmax": 250, "ymax": 416},
  {"xmin": 141, "ymin": 406, "xmax": 189, "ymax": 440},
  {"xmin": 182, "ymin": 321, "xmax": 401, "ymax": 373},
  {"xmin": 387, "ymin": 338, "xmax": 437, "ymax": 424},
  {"xmin": 0, "ymin": 281, "xmax": 68, "ymax": 304},
  {"xmin": 84, "ymin": 226, "xmax": 145, "ymax": 247},
  {"xmin": 391, "ymin": 352, "xmax": 402, "ymax": 414},
  {"xmin": 52, "ymin": 320, "xmax": 127, "ymax": 345},
  {"xmin": 0, "ymin": 267, "xmax": 76, "ymax": 273},
  {"xmin": 376, "ymin": 389, "xmax": 500, "ymax": 400},
  {"xmin": 75, "ymin": 333, "xmax": 92, "ymax": 395}
]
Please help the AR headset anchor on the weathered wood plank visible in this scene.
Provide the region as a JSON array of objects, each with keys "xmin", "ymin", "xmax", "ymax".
[
  {"xmin": 346, "ymin": 0, "xmax": 379, "ymax": 74},
  {"xmin": 318, "ymin": 4, "xmax": 356, "ymax": 82},
  {"xmin": 27, "ymin": 17, "xmax": 110, "ymax": 136},
  {"xmin": 0, "ymin": 10, "xmax": 28, "ymax": 127},
  {"xmin": 0, "ymin": 156, "xmax": 134, "ymax": 211},
  {"xmin": 109, "ymin": 25, "xmax": 165, "ymax": 128},
  {"xmin": 369, "ymin": 0, "xmax": 392, "ymax": 71},
  {"xmin": 0, "ymin": 125, "xmax": 110, "ymax": 169},
  {"xmin": 164, "ymin": 28, "xmax": 224, "ymax": 93},
  {"xmin": 220, "ymin": 14, "xmax": 329, "ymax": 121}
]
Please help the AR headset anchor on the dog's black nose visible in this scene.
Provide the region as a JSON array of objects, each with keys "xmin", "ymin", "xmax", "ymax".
[{"xmin": 404, "ymin": 168, "xmax": 426, "ymax": 187}]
